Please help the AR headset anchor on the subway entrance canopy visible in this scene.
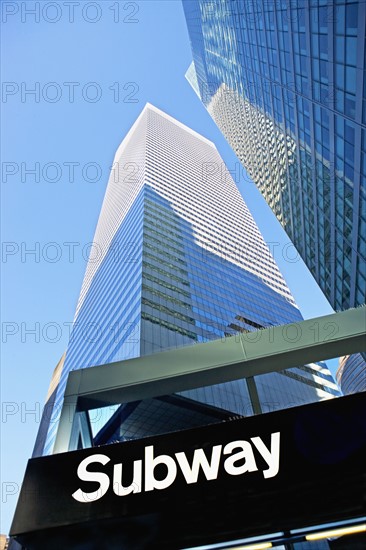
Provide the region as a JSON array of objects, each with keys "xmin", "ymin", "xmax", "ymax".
[{"xmin": 10, "ymin": 308, "xmax": 366, "ymax": 549}]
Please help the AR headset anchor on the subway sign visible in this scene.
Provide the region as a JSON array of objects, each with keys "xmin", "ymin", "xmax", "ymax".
[
  {"xmin": 10, "ymin": 393, "xmax": 366, "ymax": 549},
  {"xmin": 72, "ymin": 431, "xmax": 280, "ymax": 503}
]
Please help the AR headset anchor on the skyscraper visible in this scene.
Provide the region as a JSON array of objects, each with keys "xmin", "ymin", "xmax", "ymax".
[
  {"xmin": 182, "ymin": 0, "xmax": 366, "ymax": 393},
  {"xmin": 337, "ymin": 353, "xmax": 366, "ymax": 393},
  {"xmin": 34, "ymin": 104, "xmax": 339, "ymax": 457}
]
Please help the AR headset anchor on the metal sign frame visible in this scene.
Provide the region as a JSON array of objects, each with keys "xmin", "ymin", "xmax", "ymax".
[{"xmin": 53, "ymin": 307, "xmax": 366, "ymax": 454}]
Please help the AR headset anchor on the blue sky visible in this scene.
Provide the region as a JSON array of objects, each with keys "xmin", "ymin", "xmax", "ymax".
[{"xmin": 1, "ymin": 0, "xmax": 336, "ymax": 534}]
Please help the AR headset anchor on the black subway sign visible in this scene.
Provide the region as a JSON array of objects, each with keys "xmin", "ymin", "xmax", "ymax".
[
  {"xmin": 10, "ymin": 393, "xmax": 366, "ymax": 550},
  {"xmin": 72, "ymin": 432, "xmax": 280, "ymax": 503}
]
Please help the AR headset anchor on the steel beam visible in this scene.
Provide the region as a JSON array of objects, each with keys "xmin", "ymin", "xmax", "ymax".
[{"xmin": 53, "ymin": 307, "xmax": 366, "ymax": 454}]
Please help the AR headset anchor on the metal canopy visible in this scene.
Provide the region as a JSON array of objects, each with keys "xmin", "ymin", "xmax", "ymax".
[{"xmin": 53, "ymin": 307, "xmax": 366, "ymax": 454}]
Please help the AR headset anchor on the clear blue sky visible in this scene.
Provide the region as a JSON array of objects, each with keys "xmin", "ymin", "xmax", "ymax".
[{"xmin": 1, "ymin": 0, "xmax": 336, "ymax": 534}]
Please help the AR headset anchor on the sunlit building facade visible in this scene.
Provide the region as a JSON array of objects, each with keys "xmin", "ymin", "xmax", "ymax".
[
  {"xmin": 34, "ymin": 104, "xmax": 339, "ymax": 457},
  {"xmin": 337, "ymin": 353, "xmax": 366, "ymax": 393},
  {"xmin": 182, "ymin": 0, "xmax": 366, "ymax": 393}
]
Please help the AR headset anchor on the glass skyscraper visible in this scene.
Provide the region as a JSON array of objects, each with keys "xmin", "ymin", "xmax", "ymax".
[
  {"xmin": 337, "ymin": 352, "xmax": 366, "ymax": 392},
  {"xmin": 34, "ymin": 104, "xmax": 339, "ymax": 457},
  {"xmin": 182, "ymin": 0, "xmax": 366, "ymax": 393}
]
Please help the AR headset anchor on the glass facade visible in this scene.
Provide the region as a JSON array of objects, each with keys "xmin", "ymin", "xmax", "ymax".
[
  {"xmin": 337, "ymin": 352, "xmax": 366, "ymax": 393},
  {"xmin": 35, "ymin": 104, "xmax": 339, "ymax": 456},
  {"xmin": 182, "ymin": 0, "xmax": 366, "ymax": 394}
]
